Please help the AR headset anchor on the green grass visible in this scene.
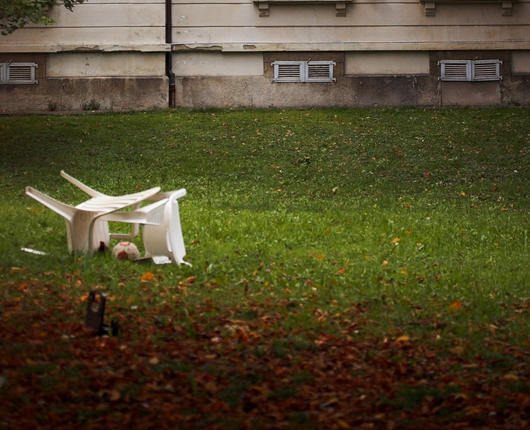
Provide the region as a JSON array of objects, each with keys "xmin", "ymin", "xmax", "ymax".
[{"xmin": 0, "ymin": 107, "xmax": 528, "ymax": 428}]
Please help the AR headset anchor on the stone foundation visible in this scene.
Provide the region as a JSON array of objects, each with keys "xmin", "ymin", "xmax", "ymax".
[
  {"xmin": 172, "ymin": 50, "xmax": 529, "ymax": 108},
  {"xmin": 0, "ymin": 77, "xmax": 168, "ymax": 113},
  {"xmin": 0, "ymin": 53, "xmax": 168, "ymax": 113},
  {"xmin": 1, "ymin": 50, "xmax": 529, "ymax": 112}
]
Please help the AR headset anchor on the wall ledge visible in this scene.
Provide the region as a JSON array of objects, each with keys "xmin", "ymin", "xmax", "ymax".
[
  {"xmin": 172, "ymin": 41, "xmax": 530, "ymax": 52},
  {"xmin": 0, "ymin": 44, "xmax": 170, "ymax": 54}
]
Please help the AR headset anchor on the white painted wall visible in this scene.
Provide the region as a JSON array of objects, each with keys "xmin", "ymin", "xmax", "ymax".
[
  {"xmin": 345, "ymin": 52, "xmax": 430, "ymax": 75},
  {"xmin": 173, "ymin": 52, "xmax": 264, "ymax": 76},
  {"xmin": 512, "ymin": 51, "xmax": 530, "ymax": 73},
  {"xmin": 172, "ymin": 1, "xmax": 530, "ymax": 51},
  {"xmin": 1, "ymin": 0, "xmax": 529, "ymax": 73},
  {"xmin": 0, "ymin": 0, "xmax": 166, "ymax": 52},
  {"xmin": 47, "ymin": 53, "xmax": 165, "ymax": 77}
]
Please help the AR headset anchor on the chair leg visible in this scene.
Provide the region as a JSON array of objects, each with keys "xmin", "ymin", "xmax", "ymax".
[
  {"xmin": 68, "ymin": 213, "xmax": 109, "ymax": 253},
  {"xmin": 90, "ymin": 219, "xmax": 110, "ymax": 251}
]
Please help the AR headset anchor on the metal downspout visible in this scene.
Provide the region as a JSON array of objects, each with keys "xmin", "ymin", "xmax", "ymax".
[{"xmin": 166, "ymin": 0, "xmax": 175, "ymax": 107}]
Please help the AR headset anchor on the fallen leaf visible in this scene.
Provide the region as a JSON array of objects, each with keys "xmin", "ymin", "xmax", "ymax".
[
  {"xmin": 449, "ymin": 301, "xmax": 463, "ymax": 311},
  {"xmin": 182, "ymin": 276, "xmax": 196, "ymax": 285},
  {"xmin": 109, "ymin": 390, "xmax": 121, "ymax": 401},
  {"xmin": 337, "ymin": 419, "xmax": 351, "ymax": 429},
  {"xmin": 502, "ymin": 373, "xmax": 519, "ymax": 381},
  {"xmin": 140, "ymin": 271, "xmax": 156, "ymax": 281},
  {"xmin": 450, "ymin": 345, "xmax": 465, "ymax": 355},
  {"xmin": 395, "ymin": 335, "xmax": 410, "ymax": 342}
]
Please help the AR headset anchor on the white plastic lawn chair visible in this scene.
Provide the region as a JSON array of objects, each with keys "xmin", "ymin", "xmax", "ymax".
[
  {"xmin": 25, "ymin": 184, "xmax": 161, "ymax": 253},
  {"xmin": 59, "ymin": 171, "xmax": 190, "ymax": 265}
]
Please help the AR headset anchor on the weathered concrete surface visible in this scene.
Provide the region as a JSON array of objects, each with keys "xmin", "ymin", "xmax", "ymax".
[
  {"xmin": 173, "ymin": 51, "xmax": 439, "ymax": 108},
  {"xmin": 0, "ymin": 77, "xmax": 168, "ymax": 113},
  {"xmin": 173, "ymin": 75, "xmax": 438, "ymax": 108},
  {"xmin": 441, "ymin": 81, "xmax": 501, "ymax": 106},
  {"xmin": 1, "ymin": 49, "xmax": 528, "ymax": 112},
  {"xmin": 503, "ymin": 76, "xmax": 530, "ymax": 106},
  {"xmin": 0, "ymin": 52, "xmax": 168, "ymax": 113}
]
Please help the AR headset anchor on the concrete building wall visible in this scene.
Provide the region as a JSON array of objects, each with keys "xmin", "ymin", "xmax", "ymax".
[
  {"xmin": 172, "ymin": 1, "xmax": 530, "ymax": 51},
  {"xmin": 1, "ymin": 1, "xmax": 530, "ymax": 111},
  {"xmin": 0, "ymin": 1, "xmax": 168, "ymax": 112},
  {"xmin": 172, "ymin": 49, "xmax": 529, "ymax": 108},
  {"xmin": 170, "ymin": 0, "xmax": 530, "ymax": 108},
  {"xmin": 0, "ymin": 0, "xmax": 166, "ymax": 51}
]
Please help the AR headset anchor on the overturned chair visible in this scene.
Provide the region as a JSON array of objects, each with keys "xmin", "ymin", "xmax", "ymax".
[{"xmin": 25, "ymin": 171, "xmax": 190, "ymax": 265}]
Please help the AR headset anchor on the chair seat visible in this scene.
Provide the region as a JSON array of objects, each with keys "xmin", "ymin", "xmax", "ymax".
[{"xmin": 75, "ymin": 188, "xmax": 161, "ymax": 212}]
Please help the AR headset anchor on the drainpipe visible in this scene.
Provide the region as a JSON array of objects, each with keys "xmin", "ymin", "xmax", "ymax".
[{"xmin": 166, "ymin": 0, "xmax": 175, "ymax": 107}]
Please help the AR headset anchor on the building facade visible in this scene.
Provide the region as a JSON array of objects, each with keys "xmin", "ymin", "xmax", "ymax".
[{"xmin": 1, "ymin": 0, "xmax": 529, "ymax": 112}]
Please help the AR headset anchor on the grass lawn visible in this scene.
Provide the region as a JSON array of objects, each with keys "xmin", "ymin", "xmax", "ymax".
[{"xmin": 0, "ymin": 107, "xmax": 528, "ymax": 429}]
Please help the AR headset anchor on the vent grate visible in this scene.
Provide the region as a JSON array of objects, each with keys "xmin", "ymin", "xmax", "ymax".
[
  {"xmin": 473, "ymin": 60, "xmax": 501, "ymax": 81},
  {"xmin": 273, "ymin": 60, "xmax": 335, "ymax": 83},
  {"xmin": 443, "ymin": 63, "xmax": 468, "ymax": 80},
  {"xmin": 277, "ymin": 64, "xmax": 303, "ymax": 80},
  {"xmin": 439, "ymin": 60, "xmax": 470, "ymax": 81},
  {"xmin": 1, "ymin": 62, "xmax": 38, "ymax": 84},
  {"xmin": 308, "ymin": 66, "xmax": 329, "ymax": 77},
  {"xmin": 440, "ymin": 59, "xmax": 501, "ymax": 82},
  {"xmin": 8, "ymin": 65, "xmax": 32, "ymax": 81}
]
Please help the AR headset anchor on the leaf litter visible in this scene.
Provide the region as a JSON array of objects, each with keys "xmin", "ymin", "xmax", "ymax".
[{"xmin": 0, "ymin": 277, "xmax": 528, "ymax": 430}]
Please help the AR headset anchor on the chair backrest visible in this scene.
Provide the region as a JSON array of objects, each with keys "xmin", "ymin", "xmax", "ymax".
[
  {"xmin": 167, "ymin": 192, "xmax": 186, "ymax": 264},
  {"xmin": 143, "ymin": 190, "xmax": 187, "ymax": 264}
]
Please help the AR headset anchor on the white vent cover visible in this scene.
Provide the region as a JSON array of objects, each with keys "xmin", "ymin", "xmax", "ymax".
[
  {"xmin": 273, "ymin": 61, "xmax": 335, "ymax": 83},
  {"xmin": 274, "ymin": 62, "xmax": 304, "ymax": 82},
  {"xmin": 0, "ymin": 62, "xmax": 38, "ymax": 84},
  {"xmin": 439, "ymin": 59, "xmax": 501, "ymax": 82},
  {"xmin": 307, "ymin": 61, "xmax": 336, "ymax": 82},
  {"xmin": 472, "ymin": 60, "xmax": 501, "ymax": 81},
  {"xmin": 439, "ymin": 60, "xmax": 470, "ymax": 81}
]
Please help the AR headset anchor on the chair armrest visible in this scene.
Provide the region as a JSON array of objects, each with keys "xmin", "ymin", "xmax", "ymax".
[
  {"xmin": 145, "ymin": 188, "xmax": 187, "ymax": 201},
  {"xmin": 25, "ymin": 186, "xmax": 77, "ymax": 221},
  {"xmin": 60, "ymin": 170, "xmax": 105, "ymax": 198}
]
